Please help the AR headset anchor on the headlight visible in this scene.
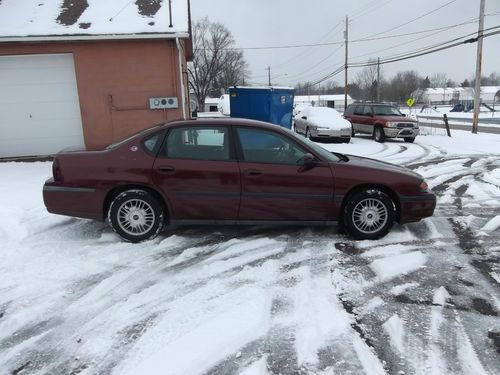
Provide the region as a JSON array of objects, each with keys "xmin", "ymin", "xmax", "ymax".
[{"xmin": 386, "ymin": 121, "xmax": 398, "ymax": 128}]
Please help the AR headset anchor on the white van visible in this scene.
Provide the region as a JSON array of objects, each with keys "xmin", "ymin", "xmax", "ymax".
[{"xmin": 218, "ymin": 94, "xmax": 231, "ymax": 116}]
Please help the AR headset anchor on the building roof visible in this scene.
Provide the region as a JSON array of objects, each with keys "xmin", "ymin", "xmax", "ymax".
[
  {"xmin": 204, "ymin": 97, "xmax": 220, "ymax": 105},
  {"xmin": 0, "ymin": 0, "xmax": 190, "ymax": 42},
  {"xmin": 295, "ymin": 94, "xmax": 353, "ymax": 102},
  {"xmin": 480, "ymin": 86, "xmax": 500, "ymax": 94}
]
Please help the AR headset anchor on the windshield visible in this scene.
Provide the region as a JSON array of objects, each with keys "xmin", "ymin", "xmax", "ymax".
[
  {"xmin": 285, "ymin": 128, "xmax": 340, "ymax": 162},
  {"xmin": 373, "ymin": 105, "xmax": 403, "ymax": 116}
]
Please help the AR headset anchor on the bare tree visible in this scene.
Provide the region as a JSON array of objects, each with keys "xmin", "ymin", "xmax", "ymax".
[
  {"xmin": 429, "ymin": 72, "xmax": 448, "ymax": 88},
  {"xmin": 188, "ymin": 17, "xmax": 248, "ymax": 110},
  {"xmin": 387, "ymin": 71, "xmax": 422, "ymax": 102},
  {"xmin": 355, "ymin": 60, "xmax": 380, "ymax": 101},
  {"xmin": 210, "ymin": 49, "xmax": 248, "ymax": 97}
]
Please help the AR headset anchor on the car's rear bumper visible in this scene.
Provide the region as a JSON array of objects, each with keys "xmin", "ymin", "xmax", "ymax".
[
  {"xmin": 399, "ymin": 193, "xmax": 436, "ymax": 223},
  {"xmin": 43, "ymin": 178, "xmax": 104, "ymax": 220}
]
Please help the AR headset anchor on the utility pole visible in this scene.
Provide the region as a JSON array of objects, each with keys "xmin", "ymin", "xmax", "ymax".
[
  {"xmin": 472, "ymin": 0, "xmax": 485, "ymax": 134},
  {"xmin": 344, "ymin": 16, "xmax": 349, "ymax": 111},
  {"xmin": 267, "ymin": 66, "xmax": 271, "ymax": 86},
  {"xmin": 377, "ymin": 57, "xmax": 381, "ymax": 102}
]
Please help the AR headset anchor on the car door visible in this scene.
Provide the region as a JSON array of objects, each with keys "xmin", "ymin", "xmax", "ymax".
[
  {"xmin": 294, "ymin": 108, "xmax": 308, "ymax": 134},
  {"xmin": 152, "ymin": 125, "xmax": 240, "ymax": 221},
  {"xmin": 235, "ymin": 127, "xmax": 335, "ymax": 221}
]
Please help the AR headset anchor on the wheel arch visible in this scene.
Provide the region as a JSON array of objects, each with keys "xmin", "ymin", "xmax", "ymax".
[
  {"xmin": 373, "ymin": 123, "xmax": 385, "ymax": 133},
  {"xmin": 340, "ymin": 184, "xmax": 401, "ymax": 223},
  {"xmin": 103, "ymin": 184, "xmax": 171, "ymax": 222}
]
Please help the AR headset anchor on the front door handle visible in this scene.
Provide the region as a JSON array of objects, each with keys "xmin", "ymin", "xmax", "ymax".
[{"xmin": 244, "ymin": 169, "xmax": 262, "ymax": 176}]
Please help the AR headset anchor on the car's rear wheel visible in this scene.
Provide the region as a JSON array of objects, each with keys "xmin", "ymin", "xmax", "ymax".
[
  {"xmin": 108, "ymin": 189, "xmax": 164, "ymax": 243},
  {"xmin": 404, "ymin": 137, "xmax": 415, "ymax": 143},
  {"xmin": 374, "ymin": 127, "xmax": 385, "ymax": 143},
  {"xmin": 343, "ymin": 189, "xmax": 395, "ymax": 240}
]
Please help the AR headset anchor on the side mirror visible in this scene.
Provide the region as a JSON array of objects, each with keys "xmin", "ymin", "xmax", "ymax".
[{"xmin": 302, "ymin": 153, "xmax": 315, "ymax": 166}]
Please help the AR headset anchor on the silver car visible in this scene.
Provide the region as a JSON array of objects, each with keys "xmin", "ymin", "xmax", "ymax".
[{"xmin": 294, "ymin": 106, "xmax": 352, "ymax": 143}]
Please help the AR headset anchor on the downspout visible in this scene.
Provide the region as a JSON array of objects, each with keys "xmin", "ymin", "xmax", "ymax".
[{"xmin": 176, "ymin": 37, "xmax": 187, "ymax": 119}]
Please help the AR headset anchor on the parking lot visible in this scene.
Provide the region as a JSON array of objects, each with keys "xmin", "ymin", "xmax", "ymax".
[{"xmin": 0, "ymin": 129, "xmax": 499, "ymax": 374}]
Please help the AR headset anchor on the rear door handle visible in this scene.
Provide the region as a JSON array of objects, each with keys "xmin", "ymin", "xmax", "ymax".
[
  {"xmin": 157, "ymin": 165, "xmax": 176, "ymax": 174},
  {"xmin": 244, "ymin": 169, "xmax": 262, "ymax": 176}
]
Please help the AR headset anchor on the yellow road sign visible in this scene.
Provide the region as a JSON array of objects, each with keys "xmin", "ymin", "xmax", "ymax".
[{"xmin": 406, "ymin": 98, "xmax": 415, "ymax": 107}]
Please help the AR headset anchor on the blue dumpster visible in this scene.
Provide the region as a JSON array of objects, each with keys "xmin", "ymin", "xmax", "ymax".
[{"xmin": 228, "ymin": 86, "xmax": 295, "ymax": 129}]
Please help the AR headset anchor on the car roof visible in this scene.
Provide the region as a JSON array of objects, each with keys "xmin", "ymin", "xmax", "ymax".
[
  {"xmin": 162, "ymin": 117, "xmax": 290, "ymax": 132},
  {"xmin": 352, "ymin": 102, "xmax": 395, "ymax": 106}
]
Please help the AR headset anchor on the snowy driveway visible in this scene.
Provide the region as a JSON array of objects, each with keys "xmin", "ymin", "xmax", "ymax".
[{"xmin": 1, "ymin": 129, "xmax": 499, "ymax": 374}]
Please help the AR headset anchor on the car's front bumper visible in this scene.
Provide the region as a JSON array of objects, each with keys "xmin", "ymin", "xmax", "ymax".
[
  {"xmin": 399, "ymin": 193, "xmax": 436, "ymax": 223},
  {"xmin": 43, "ymin": 178, "xmax": 104, "ymax": 220},
  {"xmin": 385, "ymin": 127, "xmax": 420, "ymax": 138},
  {"xmin": 311, "ymin": 127, "xmax": 351, "ymax": 140}
]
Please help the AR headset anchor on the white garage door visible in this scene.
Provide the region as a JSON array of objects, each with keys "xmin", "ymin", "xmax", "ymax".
[{"xmin": 0, "ymin": 53, "xmax": 85, "ymax": 158}]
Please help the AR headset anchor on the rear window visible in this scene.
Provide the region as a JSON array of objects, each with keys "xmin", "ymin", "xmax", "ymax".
[
  {"xmin": 373, "ymin": 105, "xmax": 403, "ymax": 116},
  {"xmin": 344, "ymin": 105, "xmax": 355, "ymax": 116}
]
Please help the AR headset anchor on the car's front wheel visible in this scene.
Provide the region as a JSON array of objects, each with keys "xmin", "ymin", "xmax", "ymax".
[
  {"xmin": 343, "ymin": 189, "xmax": 395, "ymax": 240},
  {"xmin": 305, "ymin": 127, "xmax": 311, "ymax": 139},
  {"xmin": 374, "ymin": 127, "xmax": 385, "ymax": 143},
  {"xmin": 404, "ymin": 137, "xmax": 415, "ymax": 143},
  {"xmin": 108, "ymin": 189, "xmax": 164, "ymax": 243}
]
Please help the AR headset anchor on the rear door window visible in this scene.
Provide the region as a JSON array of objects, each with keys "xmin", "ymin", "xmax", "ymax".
[{"xmin": 161, "ymin": 127, "xmax": 231, "ymax": 161}]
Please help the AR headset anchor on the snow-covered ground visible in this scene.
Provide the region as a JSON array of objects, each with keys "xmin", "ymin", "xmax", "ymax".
[{"xmin": 1, "ymin": 129, "xmax": 499, "ymax": 374}]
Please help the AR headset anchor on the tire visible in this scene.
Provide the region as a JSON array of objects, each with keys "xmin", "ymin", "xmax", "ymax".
[
  {"xmin": 108, "ymin": 189, "xmax": 164, "ymax": 243},
  {"xmin": 342, "ymin": 189, "xmax": 395, "ymax": 240},
  {"xmin": 374, "ymin": 126, "xmax": 385, "ymax": 143},
  {"xmin": 305, "ymin": 127, "xmax": 311, "ymax": 139},
  {"xmin": 351, "ymin": 124, "xmax": 355, "ymax": 137},
  {"xmin": 404, "ymin": 137, "xmax": 415, "ymax": 143}
]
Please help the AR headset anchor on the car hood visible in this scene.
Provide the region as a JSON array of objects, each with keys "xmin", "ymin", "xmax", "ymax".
[
  {"xmin": 339, "ymin": 153, "xmax": 422, "ymax": 179},
  {"xmin": 308, "ymin": 116, "xmax": 351, "ymax": 130},
  {"xmin": 376, "ymin": 115, "xmax": 417, "ymax": 123}
]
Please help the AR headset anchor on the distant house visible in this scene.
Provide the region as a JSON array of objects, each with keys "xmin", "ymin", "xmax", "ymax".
[
  {"xmin": 204, "ymin": 97, "xmax": 220, "ymax": 113},
  {"xmin": 294, "ymin": 94, "xmax": 354, "ymax": 111},
  {"xmin": 480, "ymin": 86, "xmax": 500, "ymax": 104},
  {"xmin": 0, "ymin": 0, "xmax": 193, "ymax": 158},
  {"xmin": 412, "ymin": 86, "xmax": 500, "ymax": 106}
]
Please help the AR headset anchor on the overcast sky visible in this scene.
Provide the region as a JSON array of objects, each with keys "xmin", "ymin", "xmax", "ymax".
[{"xmin": 190, "ymin": 0, "xmax": 500, "ymax": 87}]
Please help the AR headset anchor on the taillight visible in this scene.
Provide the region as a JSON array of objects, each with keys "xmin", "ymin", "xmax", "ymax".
[
  {"xmin": 52, "ymin": 158, "xmax": 63, "ymax": 182},
  {"xmin": 419, "ymin": 180, "xmax": 429, "ymax": 193}
]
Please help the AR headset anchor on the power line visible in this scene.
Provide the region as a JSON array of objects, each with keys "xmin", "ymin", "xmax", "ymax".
[
  {"xmin": 199, "ymin": 13, "xmax": 499, "ymax": 52},
  {"xmin": 293, "ymin": 27, "xmax": 500, "ymax": 88},
  {"xmin": 351, "ymin": 0, "xmax": 394, "ymax": 22},
  {"xmin": 357, "ymin": 0, "xmax": 459, "ymax": 40},
  {"xmin": 349, "ymin": 28, "xmax": 500, "ymax": 68}
]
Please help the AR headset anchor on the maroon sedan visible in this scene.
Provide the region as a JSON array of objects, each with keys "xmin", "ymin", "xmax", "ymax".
[{"xmin": 43, "ymin": 118, "xmax": 436, "ymax": 242}]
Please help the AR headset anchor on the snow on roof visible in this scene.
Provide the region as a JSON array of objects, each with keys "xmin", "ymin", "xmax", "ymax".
[
  {"xmin": 295, "ymin": 94, "xmax": 353, "ymax": 102},
  {"xmin": 0, "ymin": 0, "xmax": 190, "ymax": 41},
  {"xmin": 204, "ymin": 97, "xmax": 220, "ymax": 104},
  {"xmin": 230, "ymin": 86, "xmax": 295, "ymax": 91},
  {"xmin": 480, "ymin": 86, "xmax": 500, "ymax": 94}
]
